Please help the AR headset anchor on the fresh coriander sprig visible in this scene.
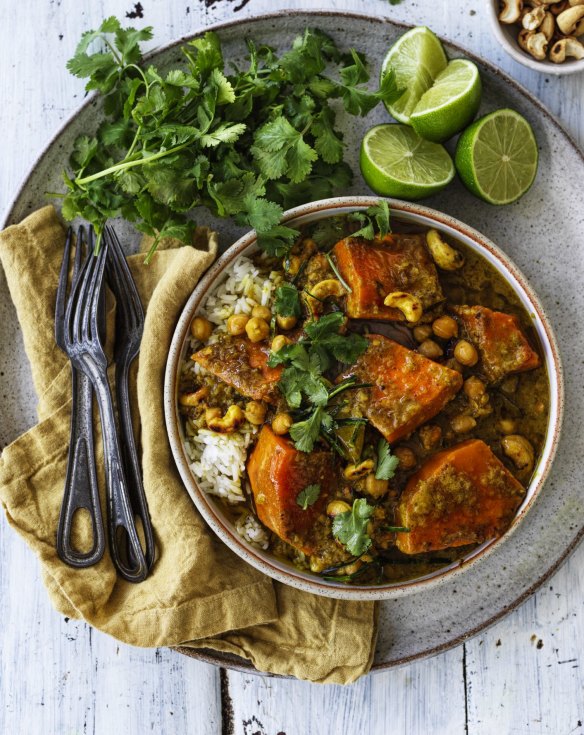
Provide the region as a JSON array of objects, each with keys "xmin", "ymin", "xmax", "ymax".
[
  {"xmin": 296, "ymin": 483, "xmax": 321, "ymax": 510},
  {"xmin": 332, "ymin": 498, "xmax": 375, "ymax": 556},
  {"xmin": 375, "ymin": 438, "xmax": 400, "ymax": 480},
  {"xmin": 60, "ymin": 19, "xmax": 403, "ymax": 259}
]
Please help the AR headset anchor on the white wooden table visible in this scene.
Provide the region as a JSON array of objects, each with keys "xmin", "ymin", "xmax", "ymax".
[{"xmin": 1, "ymin": 2, "xmax": 582, "ymax": 733}]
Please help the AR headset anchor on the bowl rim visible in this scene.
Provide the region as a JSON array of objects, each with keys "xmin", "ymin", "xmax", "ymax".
[
  {"xmin": 485, "ymin": 0, "xmax": 584, "ymax": 76},
  {"xmin": 164, "ymin": 196, "xmax": 564, "ymax": 601}
]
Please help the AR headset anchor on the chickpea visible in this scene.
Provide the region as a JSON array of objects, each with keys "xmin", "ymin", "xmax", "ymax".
[
  {"xmin": 535, "ymin": 400, "xmax": 546, "ymax": 415},
  {"xmin": 463, "ymin": 376, "xmax": 486, "ymax": 400},
  {"xmin": 445, "ymin": 358, "xmax": 463, "ymax": 373},
  {"xmin": 418, "ymin": 339, "xmax": 444, "ymax": 360},
  {"xmin": 272, "ymin": 412, "xmax": 293, "ymax": 436},
  {"xmin": 419, "ymin": 424, "xmax": 442, "ymax": 450},
  {"xmin": 364, "ymin": 474, "xmax": 389, "ymax": 498},
  {"xmin": 276, "ymin": 314, "xmax": 298, "ymax": 331},
  {"xmin": 394, "ymin": 446, "xmax": 417, "ymax": 470},
  {"xmin": 413, "ymin": 324, "xmax": 432, "ymax": 343},
  {"xmin": 454, "ymin": 339, "xmax": 479, "ymax": 367},
  {"xmin": 326, "ymin": 500, "xmax": 351, "ymax": 516},
  {"xmin": 501, "ymin": 375, "xmax": 519, "ymax": 394},
  {"xmin": 498, "ymin": 418, "xmax": 517, "ymax": 435},
  {"xmin": 432, "ymin": 315, "xmax": 458, "ymax": 340},
  {"xmin": 271, "ymin": 334, "xmax": 291, "ymax": 353},
  {"xmin": 252, "ymin": 304, "xmax": 272, "ymax": 321},
  {"xmin": 190, "ymin": 316, "xmax": 213, "ymax": 342},
  {"xmin": 502, "ymin": 434, "xmax": 534, "ymax": 473},
  {"xmin": 227, "ymin": 314, "xmax": 249, "ymax": 336},
  {"xmin": 451, "ymin": 415, "xmax": 477, "ymax": 434},
  {"xmin": 245, "ymin": 317, "xmax": 270, "ymax": 343},
  {"xmin": 245, "ymin": 401, "xmax": 267, "ymax": 426}
]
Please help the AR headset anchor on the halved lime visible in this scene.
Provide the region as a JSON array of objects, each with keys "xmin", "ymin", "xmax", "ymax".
[
  {"xmin": 381, "ymin": 26, "xmax": 448, "ymax": 124},
  {"xmin": 454, "ymin": 108, "xmax": 538, "ymax": 205},
  {"xmin": 410, "ymin": 59, "xmax": 482, "ymax": 143},
  {"xmin": 360, "ymin": 124, "xmax": 455, "ymax": 200}
]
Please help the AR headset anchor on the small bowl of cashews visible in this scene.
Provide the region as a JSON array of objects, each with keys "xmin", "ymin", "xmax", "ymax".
[{"xmin": 488, "ymin": 0, "xmax": 584, "ymax": 74}]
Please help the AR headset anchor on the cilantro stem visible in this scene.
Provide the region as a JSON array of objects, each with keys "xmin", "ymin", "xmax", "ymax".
[
  {"xmin": 75, "ymin": 142, "xmax": 190, "ymax": 186},
  {"xmin": 325, "ymin": 252, "xmax": 352, "ymax": 293}
]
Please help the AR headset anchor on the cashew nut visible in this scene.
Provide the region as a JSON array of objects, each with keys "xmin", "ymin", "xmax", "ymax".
[
  {"xmin": 522, "ymin": 5, "xmax": 546, "ymax": 28},
  {"xmin": 310, "ymin": 278, "xmax": 346, "ymax": 300},
  {"xmin": 525, "ymin": 30, "xmax": 549, "ymax": 58},
  {"xmin": 502, "ymin": 434, "xmax": 535, "ymax": 473},
  {"xmin": 557, "ymin": 4, "xmax": 584, "ymax": 32},
  {"xmin": 539, "ymin": 11, "xmax": 556, "ymax": 39},
  {"xmin": 179, "ymin": 386, "xmax": 209, "ymax": 406},
  {"xmin": 343, "ymin": 459, "xmax": 375, "ymax": 480},
  {"xmin": 550, "ymin": 36, "xmax": 584, "ymax": 60},
  {"xmin": 206, "ymin": 404, "xmax": 245, "ymax": 433},
  {"xmin": 364, "ymin": 474, "xmax": 389, "ymax": 498},
  {"xmin": 383, "ymin": 291, "xmax": 423, "ymax": 323},
  {"xmin": 569, "ymin": 0, "xmax": 584, "ymax": 8},
  {"xmin": 425, "ymin": 229, "xmax": 465, "ymax": 271},
  {"xmin": 500, "ymin": 0, "xmax": 524, "ymax": 23}
]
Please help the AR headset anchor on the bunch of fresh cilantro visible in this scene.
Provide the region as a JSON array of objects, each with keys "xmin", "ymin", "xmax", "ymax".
[{"xmin": 60, "ymin": 17, "xmax": 402, "ymax": 259}]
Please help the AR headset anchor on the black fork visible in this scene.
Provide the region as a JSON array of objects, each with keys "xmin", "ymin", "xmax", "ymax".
[
  {"xmin": 55, "ymin": 227, "xmax": 105, "ymax": 568},
  {"xmin": 105, "ymin": 226, "xmax": 155, "ymax": 572},
  {"xmin": 64, "ymin": 228, "xmax": 148, "ymax": 583}
]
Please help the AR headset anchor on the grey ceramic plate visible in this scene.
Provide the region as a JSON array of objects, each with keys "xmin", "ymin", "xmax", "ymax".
[{"xmin": 2, "ymin": 11, "xmax": 584, "ymax": 675}]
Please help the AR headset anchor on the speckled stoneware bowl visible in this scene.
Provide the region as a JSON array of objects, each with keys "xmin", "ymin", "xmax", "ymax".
[
  {"xmin": 165, "ymin": 197, "xmax": 563, "ymax": 601},
  {"xmin": 487, "ymin": 0, "xmax": 584, "ymax": 76},
  {"xmin": 3, "ymin": 10, "xmax": 584, "ymax": 673}
]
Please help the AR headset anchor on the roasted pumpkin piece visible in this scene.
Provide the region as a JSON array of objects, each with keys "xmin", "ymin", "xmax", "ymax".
[
  {"xmin": 246, "ymin": 425, "xmax": 335, "ymax": 554},
  {"xmin": 339, "ymin": 334, "xmax": 463, "ymax": 444},
  {"xmin": 192, "ymin": 335, "xmax": 282, "ymax": 404},
  {"xmin": 395, "ymin": 439, "xmax": 526, "ymax": 554},
  {"xmin": 451, "ymin": 305, "xmax": 540, "ymax": 383},
  {"xmin": 332, "ymin": 233, "xmax": 443, "ymax": 320}
]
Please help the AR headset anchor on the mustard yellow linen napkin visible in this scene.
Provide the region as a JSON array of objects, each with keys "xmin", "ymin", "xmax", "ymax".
[{"xmin": 0, "ymin": 206, "xmax": 377, "ymax": 684}]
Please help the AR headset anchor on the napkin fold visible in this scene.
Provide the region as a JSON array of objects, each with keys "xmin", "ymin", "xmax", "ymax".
[{"xmin": 0, "ymin": 206, "xmax": 377, "ymax": 684}]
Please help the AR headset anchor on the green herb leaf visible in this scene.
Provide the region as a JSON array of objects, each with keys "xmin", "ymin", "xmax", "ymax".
[
  {"xmin": 375, "ymin": 439, "xmax": 400, "ymax": 480},
  {"xmin": 385, "ymin": 525, "xmax": 410, "ymax": 532},
  {"xmin": 290, "ymin": 406, "xmax": 326, "ymax": 453},
  {"xmin": 274, "ymin": 283, "xmax": 301, "ymax": 318},
  {"xmin": 296, "ymin": 483, "xmax": 321, "ymax": 510},
  {"xmin": 332, "ymin": 498, "xmax": 375, "ymax": 556}
]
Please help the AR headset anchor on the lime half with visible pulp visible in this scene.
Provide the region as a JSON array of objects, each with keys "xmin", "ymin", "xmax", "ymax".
[
  {"xmin": 410, "ymin": 59, "xmax": 482, "ymax": 143},
  {"xmin": 381, "ymin": 26, "xmax": 448, "ymax": 124},
  {"xmin": 454, "ymin": 108, "xmax": 538, "ymax": 205},
  {"xmin": 360, "ymin": 123, "xmax": 455, "ymax": 200}
]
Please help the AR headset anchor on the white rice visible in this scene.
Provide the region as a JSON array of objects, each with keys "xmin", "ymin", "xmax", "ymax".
[{"xmin": 181, "ymin": 255, "xmax": 282, "ymax": 549}]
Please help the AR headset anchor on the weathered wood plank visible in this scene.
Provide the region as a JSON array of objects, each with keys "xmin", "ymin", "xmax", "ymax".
[
  {"xmin": 225, "ymin": 647, "xmax": 467, "ymax": 735},
  {"xmin": 465, "ymin": 547, "xmax": 584, "ymax": 735}
]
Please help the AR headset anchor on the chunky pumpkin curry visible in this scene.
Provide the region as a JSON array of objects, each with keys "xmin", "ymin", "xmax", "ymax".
[{"xmin": 181, "ymin": 215, "xmax": 549, "ymax": 585}]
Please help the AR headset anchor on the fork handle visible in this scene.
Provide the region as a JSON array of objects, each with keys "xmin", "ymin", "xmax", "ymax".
[
  {"xmin": 92, "ymin": 371, "xmax": 149, "ymax": 583},
  {"xmin": 57, "ymin": 366, "xmax": 106, "ymax": 568},
  {"xmin": 116, "ymin": 363, "xmax": 156, "ymax": 571}
]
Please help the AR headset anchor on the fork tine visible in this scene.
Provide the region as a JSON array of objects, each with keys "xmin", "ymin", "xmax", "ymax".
[
  {"xmin": 72, "ymin": 225, "xmax": 85, "ymax": 285},
  {"xmin": 55, "ymin": 227, "xmax": 73, "ymax": 348},
  {"xmin": 106, "ymin": 226, "xmax": 144, "ymax": 329},
  {"xmin": 87, "ymin": 240, "xmax": 108, "ymax": 343}
]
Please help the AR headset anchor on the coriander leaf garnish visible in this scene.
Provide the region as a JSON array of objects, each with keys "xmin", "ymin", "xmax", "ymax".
[
  {"xmin": 296, "ymin": 484, "xmax": 321, "ymax": 510},
  {"xmin": 290, "ymin": 407, "xmax": 328, "ymax": 453},
  {"xmin": 274, "ymin": 283, "xmax": 301, "ymax": 318},
  {"xmin": 375, "ymin": 439, "xmax": 400, "ymax": 480},
  {"xmin": 269, "ymin": 311, "xmax": 369, "ymax": 454},
  {"xmin": 332, "ymin": 498, "xmax": 375, "ymax": 556},
  {"xmin": 350, "ymin": 200, "xmax": 392, "ymax": 240},
  {"xmin": 59, "ymin": 22, "xmax": 397, "ymax": 259}
]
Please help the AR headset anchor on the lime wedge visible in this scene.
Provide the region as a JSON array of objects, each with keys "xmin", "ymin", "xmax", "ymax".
[
  {"xmin": 454, "ymin": 109, "xmax": 538, "ymax": 205},
  {"xmin": 381, "ymin": 26, "xmax": 448, "ymax": 124},
  {"xmin": 360, "ymin": 124, "xmax": 455, "ymax": 200},
  {"xmin": 410, "ymin": 59, "xmax": 482, "ymax": 142}
]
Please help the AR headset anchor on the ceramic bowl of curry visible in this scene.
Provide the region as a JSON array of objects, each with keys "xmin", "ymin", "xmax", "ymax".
[{"xmin": 164, "ymin": 196, "xmax": 563, "ymax": 600}]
